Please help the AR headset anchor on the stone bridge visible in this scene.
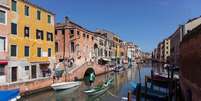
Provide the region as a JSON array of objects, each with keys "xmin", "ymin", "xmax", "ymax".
[
  {"xmin": 66, "ymin": 62, "xmax": 110, "ymax": 81},
  {"xmin": 0, "ymin": 62, "xmax": 111, "ymax": 94}
]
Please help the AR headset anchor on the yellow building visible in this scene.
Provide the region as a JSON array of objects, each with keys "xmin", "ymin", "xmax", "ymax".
[
  {"xmin": 113, "ymin": 35, "xmax": 121, "ymax": 63},
  {"xmin": 163, "ymin": 39, "xmax": 170, "ymax": 62},
  {"xmin": 8, "ymin": 0, "xmax": 55, "ymax": 82}
]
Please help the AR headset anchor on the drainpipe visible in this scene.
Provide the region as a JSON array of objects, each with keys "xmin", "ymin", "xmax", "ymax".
[{"xmin": 63, "ymin": 16, "xmax": 69, "ymax": 82}]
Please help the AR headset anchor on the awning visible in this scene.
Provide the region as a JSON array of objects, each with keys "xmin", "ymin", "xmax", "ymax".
[{"xmin": 0, "ymin": 61, "xmax": 8, "ymax": 65}]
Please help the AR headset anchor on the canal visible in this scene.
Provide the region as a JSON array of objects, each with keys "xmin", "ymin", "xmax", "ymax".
[{"xmin": 21, "ymin": 64, "xmax": 153, "ymax": 101}]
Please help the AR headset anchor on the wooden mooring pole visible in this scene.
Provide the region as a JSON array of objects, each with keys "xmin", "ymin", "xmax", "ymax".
[{"xmin": 128, "ymin": 91, "xmax": 131, "ymax": 101}]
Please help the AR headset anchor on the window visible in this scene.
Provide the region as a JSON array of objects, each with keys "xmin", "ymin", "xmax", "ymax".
[
  {"xmin": 105, "ymin": 50, "xmax": 107, "ymax": 57},
  {"xmin": 24, "ymin": 5, "xmax": 29, "ymax": 16},
  {"xmin": 55, "ymin": 30, "xmax": 57, "ymax": 35},
  {"xmin": 77, "ymin": 31, "xmax": 80, "ymax": 36},
  {"xmin": 24, "ymin": 26, "xmax": 29, "ymax": 37},
  {"xmin": 47, "ymin": 32, "xmax": 53, "ymax": 41},
  {"xmin": 55, "ymin": 42, "xmax": 58, "ymax": 52},
  {"xmin": 37, "ymin": 48, "xmax": 41, "ymax": 57},
  {"xmin": 71, "ymin": 42, "xmax": 75, "ymax": 52},
  {"xmin": 37, "ymin": 10, "xmax": 41, "ymax": 20},
  {"xmin": 83, "ymin": 33, "xmax": 86, "ymax": 37},
  {"xmin": 48, "ymin": 15, "xmax": 51, "ymax": 24},
  {"xmin": 0, "ymin": 37, "xmax": 5, "ymax": 52},
  {"xmin": 0, "ymin": 10, "xmax": 6, "ymax": 24},
  {"xmin": 36, "ymin": 29, "xmax": 43, "ymax": 40},
  {"xmin": 70, "ymin": 30, "xmax": 74, "ymax": 38},
  {"xmin": 99, "ymin": 40, "xmax": 104, "ymax": 46},
  {"xmin": 0, "ymin": 65, "xmax": 5, "ymax": 75},
  {"xmin": 92, "ymin": 36, "xmax": 94, "ymax": 40},
  {"xmin": 87, "ymin": 35, "xmax": 89, "ymax": 38},
  {"xmin": 11, "ymin": 23, "xmax": 17, "ymax": 35},
  {"xmin": 12, "ymin": 0, "xmax": 17, "ymax": 12},
  {"xmin": 48, "ymin": 48, "xmax": 51, "ymax": 57},
  {"xmin": 25, "ymin": 66, "xmax": 29, "ymax": 71},
  {"xmin": 70, "ymin": 30, "xmax": 74, "ymax": 34},
  {"xmin": 24, "ymin": 46, "xmax": 29, "ymax": 57},
  {"xmin": 62, "ymin": 29, "xmax": 65, "ymax": 35},
  {"xmin": 11, "ymin": 45, "xmax": 17, "ymax": 56}
]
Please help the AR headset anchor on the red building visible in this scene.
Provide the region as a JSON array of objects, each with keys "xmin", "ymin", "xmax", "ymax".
[
  {"xmin": 55, "ymin": 17, "xmax": 95, "ymax": 67},
  {"xmin": 180, "ymin": 23, "xmax": 201, "ymax": 101}
]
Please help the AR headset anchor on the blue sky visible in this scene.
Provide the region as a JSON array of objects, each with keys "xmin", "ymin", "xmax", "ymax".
[{"xmin": 31, "ymin": 0, "xmax": 201, "ymax": 52}]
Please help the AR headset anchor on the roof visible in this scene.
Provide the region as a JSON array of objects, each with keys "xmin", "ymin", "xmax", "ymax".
[
  {"xmin": 19, "ymin": 0, "xmax": 55, "ymax": 15},
  {"xmin": 186, "ymin": 16, "xmax": 201, "ymax": 24},
  {"xmin": 56, "ymin": 19, "xmax": 95, "ymax": 35},
  {"xmin": 182, "ymin": 23, "xmax": 201, "ymax": 44}
]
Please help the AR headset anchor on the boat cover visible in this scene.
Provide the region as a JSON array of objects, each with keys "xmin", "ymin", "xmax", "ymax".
[{"xmin": 0, "ymin": 89, "xmax": 20, "ymax": 101}]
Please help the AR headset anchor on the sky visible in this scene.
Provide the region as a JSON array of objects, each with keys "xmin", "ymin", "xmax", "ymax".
[{"xmin": 30, "ymin": 0, "xmax": 201, "ymax": 52}]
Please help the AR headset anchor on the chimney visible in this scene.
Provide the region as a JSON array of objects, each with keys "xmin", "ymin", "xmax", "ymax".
[{"xmin": 64, "ymin": 16, "xmax": 69, "ymax": 23}]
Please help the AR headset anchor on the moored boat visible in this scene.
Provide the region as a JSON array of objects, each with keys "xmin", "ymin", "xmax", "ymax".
[
  {"xmin": 83, "ymin": 78, "xmax": 114, "ymax": 96},
  {"xmin": 0, "ymin": 89, "xmax": 21, "ymax": 101},
  {"xmin": 51, "ymin": 81, "xmax": 81, "ymax": 91}
]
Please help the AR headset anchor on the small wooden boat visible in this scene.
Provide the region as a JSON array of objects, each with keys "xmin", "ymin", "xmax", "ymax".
[
  {"xmin": 0, "ymin": 89, "xmax": 21, "ymax": 101},
  {"xmin": 84, "ymin": 78, "xmax": 113, "ymax": 96},
  {"xmin": 51, "ymin": 81, "xmax": 81, "ymax": 91},
  {"xmin": 132, "ymin": 76, "xmax": 172, "ymax": 101}
]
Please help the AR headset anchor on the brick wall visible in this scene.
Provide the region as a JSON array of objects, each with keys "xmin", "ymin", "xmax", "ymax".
[{"xmin": 180, "ymin": 24, "xmax": 201, "ymax": 101}]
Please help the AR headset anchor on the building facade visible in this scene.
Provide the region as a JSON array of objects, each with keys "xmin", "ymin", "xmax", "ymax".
[
  {"xmin": 95, "ymin": 29, "xmax": 116, "ymax": 63},
  {"xmin": 55, "ymin": 17, "xmax": 95, "ymax": 67},
  {"xmin": 169, "ymin": 26, "xmax": 183, "ymax": 65},
  {"xmin": 0, "ymin": 0, "xmax": 10, "ymax": 83},
  {"xmin": 163, "ymin": 39, "xmax": 170, "ymax": 62},
  {"xmin": 112, "ymin": 35, "xmax": 121, "ymax": 64},
  {"xmin": 7, "ymin": 0, "xmax": 55, "ymax": 83},
  {"xmin": 180, "ymin": 23, "xmax": 201, "ymax": 101}
]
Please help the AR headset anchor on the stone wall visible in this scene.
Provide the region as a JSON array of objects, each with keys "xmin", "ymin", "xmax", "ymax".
[{"xmin": 0, "ymin": 62, "xmax": 109, "ymax": 95}]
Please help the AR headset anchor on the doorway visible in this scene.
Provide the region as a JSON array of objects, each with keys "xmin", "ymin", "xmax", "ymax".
[
  {"xmin": 11, "ymin": 67, "xmax": 17, "ymax": 82},
  {"xmin": 31, "ymin": 65, "xmax": 37, "ymax": 79}
]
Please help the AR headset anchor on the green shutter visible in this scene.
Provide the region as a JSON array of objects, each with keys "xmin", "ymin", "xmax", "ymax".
[
  {"xmin": 48, "ymin": 15, "xmax": 51, "ymax": 23},
  {"xmin": 0, "ymin": 10, "xmax": 5, "ymax": 24},
  {"xmin": 12, "ymin": 0, "xmax": 17, "ymax": 12}
]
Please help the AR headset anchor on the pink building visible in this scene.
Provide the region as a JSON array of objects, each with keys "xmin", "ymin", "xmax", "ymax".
[{"xmin": 0, "ymin": 0, "xmax": 10, "ymax": 83}]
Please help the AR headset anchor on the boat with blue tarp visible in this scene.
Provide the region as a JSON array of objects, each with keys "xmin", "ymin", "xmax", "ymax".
[{"xmin": 0, "ymin": 89, "xmax": 21, "ymax": 101}]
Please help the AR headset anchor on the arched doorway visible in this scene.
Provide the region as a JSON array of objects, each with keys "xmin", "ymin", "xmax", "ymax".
[{"xmin": 83, "ymin": 68, "xmax": 95, "ymax": 85}]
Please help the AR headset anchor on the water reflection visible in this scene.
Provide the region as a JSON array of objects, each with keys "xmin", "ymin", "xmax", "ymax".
[{"xmin": 22, "ymin": 64, "xmax": 152, "ymax": 101}]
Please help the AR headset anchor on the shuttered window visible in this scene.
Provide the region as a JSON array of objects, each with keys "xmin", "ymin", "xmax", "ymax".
[
  {"xmin": 12, "ymin": 0, "xmax": 17, "ymax": 12},
  {"xmin": 11, "ymin": 45, "xmax": 17, "ymax": 56},
  {"xmin": 0, "ymin": 37, "xmax": 5, "ymax": 52},
  {"xmin": 0, "ymin": 10, "xmax": 5, "ymax": 24},
  {"xmin": 11, "ymin": 23, "xmax": 17, "ymax": 35}
]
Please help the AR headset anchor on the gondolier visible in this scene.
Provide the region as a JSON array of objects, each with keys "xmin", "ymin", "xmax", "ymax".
[{"xmin": 89, "ymin": 72, "xmax": 95, "ymax": 86}]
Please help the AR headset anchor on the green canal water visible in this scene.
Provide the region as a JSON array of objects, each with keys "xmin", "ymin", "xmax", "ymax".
[{"xmin": 21, "ymin": 64, "xmax": 153, "ymax": 101}]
